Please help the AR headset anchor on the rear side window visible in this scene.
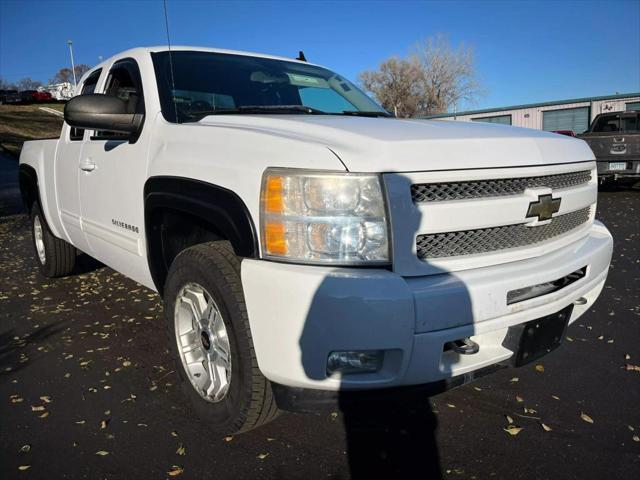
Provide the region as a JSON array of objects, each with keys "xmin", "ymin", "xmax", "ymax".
[{"xmin": 69, "ymin": 69, "xmax": 102, "ymax": 141}]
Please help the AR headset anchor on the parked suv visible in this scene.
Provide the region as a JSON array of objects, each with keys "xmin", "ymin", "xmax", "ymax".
[
  {"xmin": 19, "ymin": 47, "xmax": 613, "ymax": 433},
  {"xmin": 0, "ymin": 89, "xmax": 21, "ymax": 104},
  {"xmin": 19, "ymin": 90, "xmax": 53, "ymax": 104}
]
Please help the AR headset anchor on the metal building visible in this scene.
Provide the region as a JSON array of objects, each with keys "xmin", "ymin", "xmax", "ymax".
[{"xmin": 424, "ymin": 92, "xmax": 640, "ymax": 134}]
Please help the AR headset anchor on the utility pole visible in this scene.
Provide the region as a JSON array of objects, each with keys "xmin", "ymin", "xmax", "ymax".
[{"xmin": 67, "ymin": 40, "xmax": 77, "ymax": 88}]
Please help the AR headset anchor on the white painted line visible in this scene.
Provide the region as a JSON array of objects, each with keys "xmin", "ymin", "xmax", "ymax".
[{"xmin": 39, "ymin": 107, "xmax": 64, "ymax": 117}]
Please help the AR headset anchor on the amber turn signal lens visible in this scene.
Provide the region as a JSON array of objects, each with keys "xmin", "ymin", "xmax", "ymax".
[
  {"xmin": 264, "ymin": 222, "xmax": 287, "ymax": 255},
  {"xmin": 264, "ymin": 175, "xmax": 284, "ymax": 214}
]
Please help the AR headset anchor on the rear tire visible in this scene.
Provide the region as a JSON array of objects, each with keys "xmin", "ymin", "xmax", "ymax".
[
  {"xmin": 30, "ymin": 203, "xmax": 76, "ymax": 277},
  {"xmin": 164, "ymin": 241, "xmax": 279, "ymax": 434}
]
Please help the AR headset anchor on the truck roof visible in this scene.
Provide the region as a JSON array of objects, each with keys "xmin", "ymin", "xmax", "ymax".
[{"xmin": 97, "ymin": 46, "xmax": 316, "ymax": 69}]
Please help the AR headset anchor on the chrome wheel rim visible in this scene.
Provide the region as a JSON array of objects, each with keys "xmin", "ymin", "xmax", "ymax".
[
  {"xmin": 33, "ymin": 215, "xmax": 46, "ymax": 264},
  {"xmin": 174, "ymin": 282, "xmax": 232, "ymax": 402}
]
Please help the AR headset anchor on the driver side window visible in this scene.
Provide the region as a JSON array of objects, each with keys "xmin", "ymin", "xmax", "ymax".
[
  {"xmin": 69, "ymin": 69, "xmax": 102, "ymax": 141},
  {"xmin": 92, "ymin": 61, "xmax": 144, "ymax": 139}
]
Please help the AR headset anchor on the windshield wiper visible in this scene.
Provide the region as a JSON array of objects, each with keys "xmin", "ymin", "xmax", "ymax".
[
  {"xmin": 183, "ymin": 104, "xmax": 328, "ymax": 121},
  {"xmin": 341, "ymin": 110, "xmax": 393, "ymax": 118}
]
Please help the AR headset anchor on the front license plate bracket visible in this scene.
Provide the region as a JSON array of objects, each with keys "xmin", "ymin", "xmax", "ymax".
[{"xmin": 502, "ymin": 306, "xmax": 573, "ymax": 367}]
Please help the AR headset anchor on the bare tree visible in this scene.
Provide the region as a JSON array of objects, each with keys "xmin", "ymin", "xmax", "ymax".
[
  {"xmin": 359, "ymin": 57, "xmax": 423, "ymax": 118},
  {"xmin": 0, "ymin": 77, "xmax": 17, "ymax": 90},
  {"xmin": 15, "ymin": 77, "xmax": 43, "ymax": 90},
  {"xmin": 358, "ymin": 35, "xmax": 483, "ymax": 117},
  {"xmin": 413, "ymin": 34, "xmax": 483, "ymax": 115},
  {"xmin": 50, "ymin": 64, "xmax": 91, "ymax": 84}
]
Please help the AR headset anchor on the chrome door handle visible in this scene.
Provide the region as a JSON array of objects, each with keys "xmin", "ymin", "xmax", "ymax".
[{"xmin": 80, "ymin": 158, "xmax": 96, "ymax": 172}]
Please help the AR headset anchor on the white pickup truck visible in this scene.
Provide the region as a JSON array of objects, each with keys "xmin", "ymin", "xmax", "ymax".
[{"xmin": 19, "ymin": 46, "xmax": 613, "ymax": 433}]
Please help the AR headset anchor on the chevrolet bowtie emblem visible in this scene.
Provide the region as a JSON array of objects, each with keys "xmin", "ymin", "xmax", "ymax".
[{"xmin": 526, "ymin": 194, "xmax": 561, "ymax": 221}]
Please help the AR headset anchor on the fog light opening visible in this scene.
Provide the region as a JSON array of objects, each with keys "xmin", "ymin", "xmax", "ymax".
[{"xmin": 326, "ymin": 350, "xmax": 384, "ymax": 375}]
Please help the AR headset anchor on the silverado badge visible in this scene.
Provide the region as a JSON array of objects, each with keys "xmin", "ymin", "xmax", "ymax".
[{"xmin": 526, "ymin": 194, "xmax": 561, "ymax": 222}]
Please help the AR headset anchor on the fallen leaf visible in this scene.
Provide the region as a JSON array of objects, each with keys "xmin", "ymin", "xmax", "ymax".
[
  {"xmin": 18, "ymin": 465, "xmax": 30, "ymax": 471},
  {"xmin": 535, "ymin": 364, "xmax": 545, "ymax": 372},
  {"xmin": 39, "ymin": 412, "xmax": 49, "ymax": 419},
  {"xmin": 541, "ymin": 423, "xmax": 552, "ymax": 432},
  {"xmin": 506, "ymin": 415, "xmax": 514, "ymax": 424},
  {"xmin": 503, "ymin": 425, "xmax": 523, "ymax": 436},
  {"xmin": 40, "ymin": 396, "xmax": 52, "ymax": 403},
  {"xmin": 170, "ymin": 431, "xmax": 178, "ymax": 437},
  {"xmin": 628, "ymin": 425, "xmax": 635, "ymax": 432},
  {"xmin": 330, "ymin": 412, "xmax": 338, "ymax": 420},
  {"xmin": 176, "ymin": 444, "xmax": 186, "ymax": 456},
  {"xmin": 515, "ymin": 395, "xmax": 524, "ymax": 403},
  {"xmin": 510, "ymin": 377, "xmax": 519, "ymax": 383},
  {"xmin": 633, "ymin": 436, "xmax": 639, "ymax": 443},
  {"xmin": 473, "ymin": 386, "xmax": 482, "ymax": 391},
  {"xmin": 224, "ymin": 436, "xmax": 233, "ymax": 442},
  {"xmin": 167, "ymin": 466, "xmax": 184, "ymax": 476},
  {"xmin": 625, "ymin": 364, "xmax": 640, "ymax": 372},
  {"xmin": 552, "ymin": 395, "xmax": 560, "ymax": 400},
  {"xmin": 122, "ymin": 361, "xmax": 131, "ymax": 367},
  {"xmin": 100, "ymin": 419, "xmax": 109, "ymax": 429},
  {"xmin": 75, "ymin": 420, "xmax": 86, "ymax": 425},
  {"xmin": 19, "ymin": 444, "xmax": 31, "ymax": 453},
  {"xmin": 446, "ymin": 403, "xmax": 456, "ymax": 409},
  {"xmin": 580, "ymin": 412, "xmax": 594, "ymax": 424},
  {"xmin": 95, "ymin": 450, "xmax": 110, "ymax": 456},
  {"xmin": 625, "ymin": 354, "xmax": 631, "ymax": 360},
  {"xmin": 257, "ymin": 453, "xmax": 270, "ymax": 460}
]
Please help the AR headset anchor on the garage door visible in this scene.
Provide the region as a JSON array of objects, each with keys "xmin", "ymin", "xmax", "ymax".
[{"xmin": 542, "ymin": 107, "xmax": 590, "ymax": 134}]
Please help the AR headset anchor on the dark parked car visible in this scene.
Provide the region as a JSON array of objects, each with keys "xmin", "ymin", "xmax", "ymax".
[
  {"xmin": 579, "ymin": 110, "xmax": 640, "ymax": 185},
  {"xmin": 0, "ymin": 89, "xmax": 21, "ymax": 104},
  {"xmin": 19, "ymin": 90, "xmax": 53, "ymax": 103}
]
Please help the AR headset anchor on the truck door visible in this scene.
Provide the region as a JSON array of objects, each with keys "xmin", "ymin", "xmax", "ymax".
[
  {"xmin": 54, "ymin": 69, "xmax": 102, "ymax": 254},
  {"xmin": 78, "ymin": 58, "xmax": 154, "ymax": 289}
]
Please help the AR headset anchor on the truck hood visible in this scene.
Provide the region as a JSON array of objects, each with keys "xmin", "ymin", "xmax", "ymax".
[{"xmin": 198, "ymin": 115, "xmax": 595, "ymax": 172}]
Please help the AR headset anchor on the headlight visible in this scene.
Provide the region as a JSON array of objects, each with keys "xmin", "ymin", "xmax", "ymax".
[{"xmin": 260, "ymin": 168, "xmax": 390, "ymax": 265}]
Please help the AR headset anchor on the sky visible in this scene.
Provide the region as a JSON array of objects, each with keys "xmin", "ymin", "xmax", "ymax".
[{"xmin": 1, "ymin": 0, "xmax": 639, "ymax": 112}]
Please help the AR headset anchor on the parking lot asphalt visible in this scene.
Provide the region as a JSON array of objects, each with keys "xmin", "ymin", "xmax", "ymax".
[{"xmin": 0, "ymin": 152, "xmax": 639, "ymax": 480}]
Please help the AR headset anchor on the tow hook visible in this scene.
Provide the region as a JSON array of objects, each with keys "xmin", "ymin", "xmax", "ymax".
[{"xmin": 445, "ymin": 337, "xmax": 480, "ymax": 355}]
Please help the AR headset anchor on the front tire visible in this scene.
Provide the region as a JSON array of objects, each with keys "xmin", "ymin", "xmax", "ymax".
[
  {"xmin": 164, "ymin": 241, "xmax": 279, "ymax": 434},
  {"xmin": 30, "ymin": 203, "xmax": 76, "ymax": 277}
]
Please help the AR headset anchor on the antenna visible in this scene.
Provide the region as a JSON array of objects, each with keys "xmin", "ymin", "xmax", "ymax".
[
  {"xmin": 296, "ymin": 51, "xmax": 307, "ymax": 62},
  {"xmin": 163, "ymin": 0, "xmax": 179, "ymax": 123}
]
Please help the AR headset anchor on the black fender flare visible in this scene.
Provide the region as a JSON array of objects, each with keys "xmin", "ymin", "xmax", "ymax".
[
  {"xmin": 143, "ymin": 176, "xmax": 259, "ymax": 292},
  {"xmin": 18, "ymin": 164, "xmax": 39, "ymax": 213}
]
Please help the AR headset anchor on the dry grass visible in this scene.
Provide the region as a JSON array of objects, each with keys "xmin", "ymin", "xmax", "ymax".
[{"xmin": 0, "ymin": 103, "xmax": 64, "ymax": 157}]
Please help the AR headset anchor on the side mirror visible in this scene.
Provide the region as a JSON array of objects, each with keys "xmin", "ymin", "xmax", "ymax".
[{"xmin": 64, "ymin": 94, "xmax": 143, "ymax": 135}]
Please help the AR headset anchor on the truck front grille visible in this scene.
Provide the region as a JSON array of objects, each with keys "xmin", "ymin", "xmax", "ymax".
[
  {"xmin": 411, "ymin": 170, "xmax": 592, "ymax": 203},
  {"xmin": 416, "ymin": 207, "xmax": 591, "ymax": 259}
]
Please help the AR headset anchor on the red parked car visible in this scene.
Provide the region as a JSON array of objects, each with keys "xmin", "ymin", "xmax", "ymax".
[{"xmin": 19, "ymin": 90, "xmax": 53, "ymax": 103}]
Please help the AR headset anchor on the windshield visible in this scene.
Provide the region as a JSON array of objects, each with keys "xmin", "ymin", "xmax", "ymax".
[
  {"xmin": 152, "ymin": 51, "xmax": 387, "ymax": 122},
  {"xmin": 591, "ymin": 113, "xmax": 639, "ymax": 133}
]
